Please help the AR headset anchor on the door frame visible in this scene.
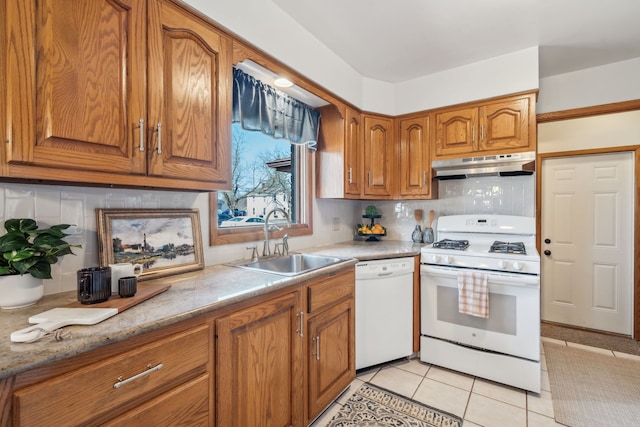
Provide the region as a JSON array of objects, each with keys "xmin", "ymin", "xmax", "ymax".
[{"xmin": 537, "ymin": 99, "xmax": 640, "ymax": 339}]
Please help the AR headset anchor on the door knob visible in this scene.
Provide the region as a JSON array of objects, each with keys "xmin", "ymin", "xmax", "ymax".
[
  {"xmin": 543, "ymin": 250, "xmax": 551, "ymax": 256},
  {"xmin": 544, "ymin": 238, "xmax": 551, "ymax": 244}
]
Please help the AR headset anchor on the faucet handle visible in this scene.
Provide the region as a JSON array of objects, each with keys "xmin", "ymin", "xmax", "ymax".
[
  {"xmin": 273, "ymin": 243, "xmax": 282, "ymax": 256},
  {"xmin": 246, "ymin": 245, "xmax": 259, "ymax": 262},
  {"xmin": 268, "ymin": 224, "xmax": 283, "ymax": 232},
  {"xmin": 282, "ymin": 234, "xmax": 289, "ymax": 255}
]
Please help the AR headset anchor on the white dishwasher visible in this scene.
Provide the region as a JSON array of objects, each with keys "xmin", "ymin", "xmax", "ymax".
[{"xmin": 355, "ymin": 257, "xmax": 414, "ymax": 370}]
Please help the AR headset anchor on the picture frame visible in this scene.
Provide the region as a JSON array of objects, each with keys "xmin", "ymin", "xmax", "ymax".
[{"xmin": 96, "ymin": 208, "xmax": 204, "ymax": 280}]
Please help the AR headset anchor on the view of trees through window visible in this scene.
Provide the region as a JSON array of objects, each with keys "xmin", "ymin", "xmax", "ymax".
[{"xmin": 217, "ymin": 124, "xmax": 295, "ymax": 228}]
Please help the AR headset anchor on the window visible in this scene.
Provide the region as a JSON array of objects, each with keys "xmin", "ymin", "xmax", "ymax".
[{"xmin": 209, "ymin": 124, "xmax": 312, "ymax": 246}]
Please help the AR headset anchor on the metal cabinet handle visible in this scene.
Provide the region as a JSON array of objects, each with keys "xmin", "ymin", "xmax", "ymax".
[
  {"xmin": 481, "ymin": 124, "xmax": 485, "ymax": 141},
  {"xmin": 137, "ymin": 119, "xmax": 145, "ymax": 152},
  {"xmin": 155, "ymin": 122, "xmax": 162, "ymax": 154},
  {"xmin": 471, "ymin": 125, "xmax": 475, "ymax": 142},
  {"xmin": 368, "ymin": 171, "xmax": 371, "ymax": 187},
  {"xmin": 348, "ymin": 167, "xmax": 353, "ymax": 184},
  {"xmin": 113, "ymin": 363, "xmax": 163, "ymax": 389},
  {"xmin": 297, "ymin": 311, "xmax": 304, "ymax": 337},
  {"xmin": 312, "ymin": 336, "xmax": 320, "ymax": 360},
  {"xmin": 422, "ymin": 170, "xmax": 427, "ymax": 187}
]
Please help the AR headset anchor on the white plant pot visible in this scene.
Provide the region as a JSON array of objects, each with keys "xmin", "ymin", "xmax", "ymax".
[{"xmin": 0, "ymin": 274, "xmax": 45, "ymax": 309}]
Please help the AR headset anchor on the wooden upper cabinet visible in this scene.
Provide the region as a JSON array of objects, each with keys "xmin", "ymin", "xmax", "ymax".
[
  {"xmin": 6, "ymin": 0, "xmax": 147, "ymax": 174},
  {"xmin": 434, "ymin": 107, "xmax": 478, "ymax": 158},
  {"xmin": 316, "ymin": 104, "xmax": 362, "ymax": 198},
  {"xmin": 479, "ymin": 97, "xmax": 529, "ymax": 152},
  {"xmin": 433, "ymin": 92, "xmax": 536, "ymax": 160},
  {"xmin": 344, "ymin": 107, "xmax": 363, "ymax": 196},
  {"xmin": 4, "ymin": 0, "xmax": 231, "ymax": 190},
  {"xmin": 362, "ymin": 114, "xmax": 394, "ymax": 199},
  {"xmin": 398, "ymin": 115, "xmax": 436, "ymax": 199},
  {"xmin": 147, "ymin": 0, "xmax": 231, "ymax": 183}
]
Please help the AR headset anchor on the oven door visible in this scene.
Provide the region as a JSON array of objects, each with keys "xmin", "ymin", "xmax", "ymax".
[{"xmin": 420, "ymin": 265, "xmax": 540, "ymax": 361}]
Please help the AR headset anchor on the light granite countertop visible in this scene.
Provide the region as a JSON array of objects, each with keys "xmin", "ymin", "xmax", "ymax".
[{"xmin": 0, "ymin": 240, "xmax": 423, "ymax": 380}]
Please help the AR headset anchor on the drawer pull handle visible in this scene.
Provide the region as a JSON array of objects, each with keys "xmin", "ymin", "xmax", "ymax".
[{"xmin": 113, "ymin": 363, "xmax": 163, "ymax": 389}]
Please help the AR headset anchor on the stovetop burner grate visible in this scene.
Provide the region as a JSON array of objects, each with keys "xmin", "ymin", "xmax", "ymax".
[
  {"xmin": 489, "ymin": 241, "xmax": 527, "ymax": 255},
  {"xmin": 432, "ymin": 239, "xmax": 469, "ymax": 250}
]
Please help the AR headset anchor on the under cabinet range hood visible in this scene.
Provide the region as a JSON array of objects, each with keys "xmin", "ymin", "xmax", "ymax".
[{"xmin": 432, "ymin": 151, "xmax": 536, "ymax": 180}]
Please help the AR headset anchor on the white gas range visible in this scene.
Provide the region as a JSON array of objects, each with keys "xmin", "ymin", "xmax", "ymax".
[{"xmin": 420, "ymin": 214, "xmax": 541, "ymax": 392}]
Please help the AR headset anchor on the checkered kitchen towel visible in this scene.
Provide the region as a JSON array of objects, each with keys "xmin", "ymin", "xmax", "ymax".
[{"xmin": 457, "ymin": 270, "xmax": 489, "ymax": 318}]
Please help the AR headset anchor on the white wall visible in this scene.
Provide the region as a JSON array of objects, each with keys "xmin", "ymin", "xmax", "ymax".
[
  {"xmin": 538, "ymin": 57, "xmax": 640, "ymax": 114},
  {"xmin": 184, "ymin": 1, "xmax": 539, "ymax": 116},
  {"xmin": 538, "ymin": 110, "xmax": 640, "ymax": 153},
  {"xmin": 394, "ymin": 47, "xmax": 540, "ymax": 115},
  {"xmin": 183, "ymin": 0, "xmax": 365, "ymax": 110}
]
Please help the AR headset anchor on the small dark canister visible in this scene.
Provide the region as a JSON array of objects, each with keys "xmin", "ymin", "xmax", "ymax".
[{"xmin": 118, "ymin": 276, "xmax": 137, "ymax": 298}]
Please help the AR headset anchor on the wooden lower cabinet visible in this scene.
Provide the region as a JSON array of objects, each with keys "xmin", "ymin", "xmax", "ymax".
[
  {"xmin": 216, "ymin": 268, "xmax": 356, "ymax": 427},
  {"xmin": 216, "ymin": 289, "xmax": 305, "ymax": 427},
  {"xmin": 305, "ymin": 269, "xmax": 356, "ymax": 424},
  {"xmin": 4, "ymin": 267, "xmax": 356, "ymax": 427},
  {"xmin": 11, "ymin": 323, "xmax": 212, "ymax": 426},
  {"xmin": 306, "ymin": 298, "xmax": 354, "ymax": 423}
]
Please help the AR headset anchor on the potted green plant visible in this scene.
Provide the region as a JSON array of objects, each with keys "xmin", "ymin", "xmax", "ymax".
[{"xmin": 0, "ymin": 218, "xmax": 81, "ymax": 309}]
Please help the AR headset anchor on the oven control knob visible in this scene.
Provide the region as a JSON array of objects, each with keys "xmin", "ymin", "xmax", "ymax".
[
  {"xmin": 431, "ymin": 255, "xmax": 440, "ymax": 263},
  {"xmin": 512, "ymin": 261, "xmax": 523, "ymax": 271},
  {"xmin": 497, "ymin": 260, "xmax": 508, "ymax": 269},
  {"xmin": 444, "ymin": 256, "xmax": 453, "ymax": 265}
]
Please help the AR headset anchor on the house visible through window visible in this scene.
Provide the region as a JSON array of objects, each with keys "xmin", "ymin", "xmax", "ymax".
[{"xmin": 216, "ymin": 123, "xmax": 305, "ymax": 228}]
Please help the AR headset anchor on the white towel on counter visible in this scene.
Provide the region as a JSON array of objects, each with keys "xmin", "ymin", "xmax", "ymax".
[{"xmin": 457, "ymin": 270, "xmax": 489, "ymax": 318}]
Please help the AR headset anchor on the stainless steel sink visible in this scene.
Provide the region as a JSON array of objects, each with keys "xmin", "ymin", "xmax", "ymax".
[{"xmin": 233, "ymin": 253, "xmax": 346, "ymax": 276}]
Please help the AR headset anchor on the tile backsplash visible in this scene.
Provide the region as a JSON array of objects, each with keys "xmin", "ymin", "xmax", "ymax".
[
  {"xmin": 0, "ymin": 182, "xmax": 357, "ymax": 296},
  {"xmin": 0, "ymin": 174, "xmax": 533, "ymax": 296},
  {"xmin": 357, "ymin": 175, "xmax": 535, "ymax": 242}
]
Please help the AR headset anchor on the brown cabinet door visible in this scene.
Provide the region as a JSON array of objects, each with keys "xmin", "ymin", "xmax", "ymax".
[
  {"xmin": 398, "ymin": 115, "xmax": 434, "ymax": 199},
  {"xmin": 344, "ymin": 107, "xmax": 362, "ymax": 196},
  {"xmin": 216, "ymin": 291, "xmax": 304, "ymax": 427},
  {"xmin": 434, "ymin": 107, "xmax": 478, "ymax": 158},
  {"xmin": 307, "ymin": 298, "xmax": 355, "ymax": 422},
  {"xmin": 147, "ymin": 0, "xmax": 232, "ymax": 184},
  {"xmin": 362, "ymin": 115, "xmax": 393, "ymax": 198},
  {"xmin": 6, "ymin": 0, "xmax": 147, "ymax": 174},
  {"xmin": 478, "ymin": 97, "xmax": 530, "ymax": 152}
]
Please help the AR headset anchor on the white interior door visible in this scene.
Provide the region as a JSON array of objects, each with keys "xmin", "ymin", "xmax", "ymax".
[{"xmin": 541, "ymin": 152, "xmax": 634, "ymax": 335}]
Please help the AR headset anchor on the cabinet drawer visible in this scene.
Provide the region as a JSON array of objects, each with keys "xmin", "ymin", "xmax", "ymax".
[
  {"xmin": 307, "ymin": 269, "xmax": 354, "ymax": 314},
  {"xmin": 14, "ymin": 324, "xmax": 210, "ymax": 427},
  {"xmin": 104, "ymin": 373, "xmax": 210, "ymax": 427}
]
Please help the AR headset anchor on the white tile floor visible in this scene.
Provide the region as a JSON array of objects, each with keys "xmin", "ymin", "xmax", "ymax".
[{"xmin": 311, "ymin": 337, "xmax": 640, "ymax": 427}]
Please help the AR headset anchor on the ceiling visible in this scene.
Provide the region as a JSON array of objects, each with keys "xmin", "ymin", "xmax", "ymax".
[{"xmin": 271, "ymin": 0, "xmax": 640, "ymax": 83}]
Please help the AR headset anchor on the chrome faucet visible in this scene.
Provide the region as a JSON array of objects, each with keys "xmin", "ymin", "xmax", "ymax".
[{"xmin": 263, "ymin": 208, "xmax": 291, "ymax": 257}]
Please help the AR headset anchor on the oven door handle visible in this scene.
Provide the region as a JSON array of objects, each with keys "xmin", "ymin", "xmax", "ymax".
[{"xmin": 420, "ymin": 265, "xmax": 540, "ymax": 287}]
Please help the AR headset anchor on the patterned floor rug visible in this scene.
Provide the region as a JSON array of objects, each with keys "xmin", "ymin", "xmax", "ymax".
[{"xmin": 326, "ymin": 382, "xmax": 462, "ymax": 427}]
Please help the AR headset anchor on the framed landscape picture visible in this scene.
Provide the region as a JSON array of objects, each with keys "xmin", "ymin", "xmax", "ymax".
[{"xmin": 97, "ymin": 209, "xmax": 204, "ymax": 280}]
